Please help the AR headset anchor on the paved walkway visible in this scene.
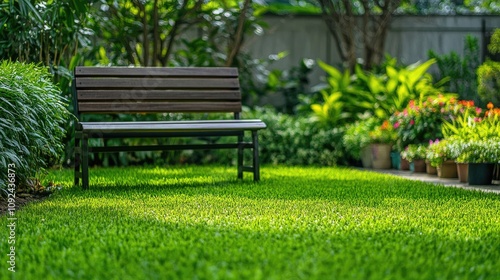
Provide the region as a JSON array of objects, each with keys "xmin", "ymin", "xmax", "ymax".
[{"xmin": 368, "ymin": 169, "xmax": 500, "ymax": 194}]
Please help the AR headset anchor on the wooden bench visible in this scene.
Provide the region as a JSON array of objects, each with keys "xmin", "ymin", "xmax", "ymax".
[{"xmin": 73, "ymin": 67, "xmax": 266, "ymax": 189}]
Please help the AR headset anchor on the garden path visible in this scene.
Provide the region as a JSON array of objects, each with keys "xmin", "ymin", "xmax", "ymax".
[{"xmin": 370, "ymin": 169, "xmax": 500, "ymax": 194}]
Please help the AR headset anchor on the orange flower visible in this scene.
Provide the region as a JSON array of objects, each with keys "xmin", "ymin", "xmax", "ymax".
[
  {"xmin": 487, "ymin": 102, "xmax": 494, "ymax": 110},
  {"xmin": 381, "ymin": 120, "xmax": 390, "ymax": 130},
  {"xmin": 409, "ymin": 100, "xmax": 415, "ymax": 108}
]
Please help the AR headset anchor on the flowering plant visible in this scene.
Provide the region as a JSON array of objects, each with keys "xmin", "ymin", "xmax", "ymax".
[
  {"xmin": 442, "ymin": 102, "xmax": 500, "ymax": 140},
  {"xmin": 390, "ymin": 96, "xmax": 480, "ymax": 151},
  {"xmin": 426, "ymin": 139, "xmax": 458, "ymax": 167},
  {"xmin": 369, "ymin": 120, "xmax": 397, "ymax": 144},
  {"xmin": 400, "ymin": 144, "xmax": 427, "ymax": 162},
  {"xmin": 455, "ymin": 138, "xmax": 500, "ymax": 163}
]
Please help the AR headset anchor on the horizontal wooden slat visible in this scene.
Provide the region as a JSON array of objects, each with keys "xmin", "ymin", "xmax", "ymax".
[
  {"xmin": 78, "ymin": 131, "xmax": 244, "ymax": 139},
  {"xmin": 81, "ymin": 120, "xmax": 264, "ymax": 126},
  {"xmin": 78, "ymin": 102, "xmax": 242, "ymax": 113},
  {"xmin": 87, "ymin": 143, "xmax": 254, "ymax": 153},
  {"xmin": 77, "ymin": 90, "xmax": 241, "ymax": 101},
  {"xmin": 75, "ymin": 67, "xmax": 238, "ymax": 77},
  {"xmin": 76, "ymin": 78, "xmax": 239, "ymax": 89},
  {"xmin": 79, "ymin": 120, "xmax": 266, "ymax": 133}
]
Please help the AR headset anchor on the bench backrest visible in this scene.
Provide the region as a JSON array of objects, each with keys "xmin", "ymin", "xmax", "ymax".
[{"xmin": 73, "ymin": 67, "xmax": 242, "ymax": 119}]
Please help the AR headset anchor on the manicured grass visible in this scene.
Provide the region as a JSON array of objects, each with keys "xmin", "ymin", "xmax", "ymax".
[{"xmin": 2, "ymin": 165, "xmax": 500, "ymax": 279}]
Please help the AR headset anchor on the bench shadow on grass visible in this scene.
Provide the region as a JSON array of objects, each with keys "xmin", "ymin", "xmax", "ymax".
[{"xmin": 65, "ymin": 166, "xmax": 500, "ymax": 208}]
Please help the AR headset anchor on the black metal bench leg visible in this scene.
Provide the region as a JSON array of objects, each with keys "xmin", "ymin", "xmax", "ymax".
[
  {"xmin": 237, "ymin": 133, "xmax": 244, "ymax": 179},
  {"xmin": 82, "ymin": 134, "xmax": 89, "ymax": 190},
  {"xmin": 74, "ymin": 133, "xmax": 81, "ymax": 186},
  {"xmin": 252, "ymin": 131, "xmax": 260, "ymax": 181}
]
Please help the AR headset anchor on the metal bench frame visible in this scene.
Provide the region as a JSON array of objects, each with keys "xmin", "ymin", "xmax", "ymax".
[{"xmin": 73, "ymin": 67, "xmax": 266, "ymax": 189}]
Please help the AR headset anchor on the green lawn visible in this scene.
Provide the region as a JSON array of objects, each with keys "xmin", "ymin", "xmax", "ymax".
[{"xmin": 2, "ymin": 165, "xmax": 500, "ymax": 279}]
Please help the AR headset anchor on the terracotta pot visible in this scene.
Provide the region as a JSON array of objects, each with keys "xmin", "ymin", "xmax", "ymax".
[
  {"xmin": 456, "ymin": 162, "xmax": 468, "ymax": 183},
  {"xmin": 361, "ymin": 146, "xmax": 372, "ymax": 168},
  {"xmin": 400, "ymin": 157, "xmax": 410, "ymax": 170},
  {"xmin": 468, "ymin": 163, "xmax": 495, "ymax": 185},
  {"xmin": 411, "ymin": 159, "xmax": 426, "ymax": 173},
  {"xmin": 437, "ymin": 160, "xmax": 458, "ymax": 178},
  {"xmin": 426, "ymin": 160, "xmax": 437, "ymax": 175},
  {"xmin": 370, "ymin": 143, "xmax": 392, "ymax": 169}
]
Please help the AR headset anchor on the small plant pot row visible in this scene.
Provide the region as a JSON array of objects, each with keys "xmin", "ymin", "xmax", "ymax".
[{"xmin": 364, "ymin": 144, "xmax": 499, "ymax": 185}]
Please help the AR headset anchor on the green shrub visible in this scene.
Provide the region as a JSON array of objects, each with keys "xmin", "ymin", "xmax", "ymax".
[
  {"xmin": 477, "ymin": 60, "xmax": 500, "ymax": 106},
  {"xmin": 0, "ymin": 61, "xmax": 70, "ymax": 190},
  {"xmin": 343, "ymin": 117, "xmax": 380, "ymax": 160},
  {"xmin": 428, "ymin": 35, "xmax": 480, "ymax": 103},
  {"xmin": 314, "ymin": 57, "xmax": 452, "ymax": 123},
  {"xmin": 246, "ymin": 107, "xmax": 348, "ymax": 166},
  {"xmin": 477, "ymin": 28, "xmax": 500, "ymax": 106}
]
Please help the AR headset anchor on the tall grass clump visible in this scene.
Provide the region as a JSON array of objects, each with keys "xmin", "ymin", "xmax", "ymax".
[{"xmin": 0, "ymin": 61, "xmax": 70, "ymax": 191}]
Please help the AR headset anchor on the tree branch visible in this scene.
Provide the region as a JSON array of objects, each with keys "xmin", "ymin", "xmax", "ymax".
[
  {"xmin": 225, "ymin": 0, "xmax": 251, "ymax": 67},
  {"xmin": 152, "ymin": 0, "xmax": 160, "ymax": 66}
]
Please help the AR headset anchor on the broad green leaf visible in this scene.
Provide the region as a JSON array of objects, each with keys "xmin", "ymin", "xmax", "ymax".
[
  {"xmin": 386, "ymin": 65, "xmax": 398, "ymax": 79},
  {"xmin": 318, "ymin": 60, "xmax": 342, "ymax": 80},
  {"xmin": 367, "ymin": 75, "xmax": 383, "ymax": 94},
  {"xmin": 407, "ymin": 58, "xmax": 436, "ymax": 86}
]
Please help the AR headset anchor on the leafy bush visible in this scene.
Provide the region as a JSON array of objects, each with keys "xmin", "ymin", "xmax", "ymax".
[
  {"xmin": 246, "ymin": 107, "xmax": 348, "ymax": 166},
  {"xmin": 342, "ymin": 117, "xmax": 380, "ymax": 160},
  {"xmin": 0, "ymin": 61, "xmax": 70, "ymax": 190},
  {"xmin": 263, "ymin": 58, "xmax": 315, "ymax": 114},
  {"xmin": 428, "ymin": 35, "xmax": 480, "ymax": 103},
  {"xmin": 314, "ymin": 57, "xmax": 452, "ymax": 124},
  {"xmin": 477, "ymin": 61, "xmax": 500, "ymax": 106},
  {"xmin": 477, "ymin": 29, "xmax": 500, "ymax": 106}
]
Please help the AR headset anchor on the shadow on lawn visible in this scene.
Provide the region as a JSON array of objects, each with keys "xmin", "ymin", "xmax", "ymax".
[{"xmin": 63, "ymin": 166, "xmax": 500, "ymax": 208}]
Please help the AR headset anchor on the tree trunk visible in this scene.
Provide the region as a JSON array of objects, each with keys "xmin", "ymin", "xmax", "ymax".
[{"xmin": 318, "ymin": 0, "xmax": 400, "ymax": 71}]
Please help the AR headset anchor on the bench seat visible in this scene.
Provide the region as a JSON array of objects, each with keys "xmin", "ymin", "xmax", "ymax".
[{"xmin": 78, "ymin": 120, "xmax": 266, "ymax": 133}]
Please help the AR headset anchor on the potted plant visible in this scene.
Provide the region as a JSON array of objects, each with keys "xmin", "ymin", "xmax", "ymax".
[
  {"xmin": 369, "ymin": 120, "xmax": 397, "ymax": 169},
  {"xmin": 426, "ymin": 139, "xmax": 458, "ymax": 178},
  {"xmin": 343, "ymin": 117, "xmax": 379, "ymax": 168},
  {"xmin": 390, "ymin": 96, "xmax": 457, "ymax": 170},
  {"xmin": 458, "ymin": 139, "xmax": 500, "ymax": 185},
  {"xmin": 452, "ymin": 139, "xmax": 470, "ymax": 183},
  {"xmin": 401, "ymin": 144, "xmax": 427, "ymax": 173},
  {"xmin": 441, "ymin": 101, "xmax": 500, "ymax": 184}
]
